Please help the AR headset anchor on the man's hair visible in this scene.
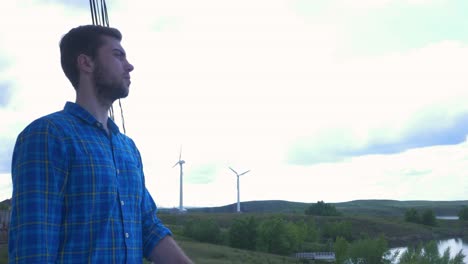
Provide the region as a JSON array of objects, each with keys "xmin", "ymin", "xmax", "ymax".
[{"xmin": 60, "ymin": 25, "xmax": 122, "ymax": 89}]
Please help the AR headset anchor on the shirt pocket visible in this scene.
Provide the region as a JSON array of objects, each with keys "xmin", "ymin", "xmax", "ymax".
[
  {"xmin": 66, "ymin": 145, "xmax": 119, "ymax": 222},
  {"xmin": 118, "ymin": 155, "xmax": 143, "ymax": 199}
]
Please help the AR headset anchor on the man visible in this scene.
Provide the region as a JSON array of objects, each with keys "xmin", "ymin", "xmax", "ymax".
[{"xmin": 9, "ymin": 25, "xmax": 192, "ymax": 263}]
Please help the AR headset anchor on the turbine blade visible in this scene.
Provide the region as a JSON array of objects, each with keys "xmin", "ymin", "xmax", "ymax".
[
  {"xmin": 229, "ymin": 167, "xmax": 238, "ymax": 175},
  {"xmin": 239, "ymin": 170, "xmax": 250, "ymax": 176},
  {"xmin": 179, "ymin": 145, "xmax": 182, "ymax": 161},
  {"xmin": 173, "ymin": 162, "xmax": 179, "ymax": 168}
]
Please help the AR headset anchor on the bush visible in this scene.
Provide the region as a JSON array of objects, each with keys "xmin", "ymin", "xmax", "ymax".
[{"xmin": 398, "ymin": 240, "xmax": 465, "ymax": 264}]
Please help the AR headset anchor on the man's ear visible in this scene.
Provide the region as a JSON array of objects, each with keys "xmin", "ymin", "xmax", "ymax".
[{"xmin": 77, "ymin": 54, "xmax": 94, "ymax": 73}]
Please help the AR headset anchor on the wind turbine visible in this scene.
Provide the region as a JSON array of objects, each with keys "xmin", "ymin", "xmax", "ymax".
[
  {"xmin": 173, "ymin": 146, "xmax": 186, "ymax": 212},
  {"xmin": 229, "ymin": 167, "xmax": 250, "ymax": 213}
]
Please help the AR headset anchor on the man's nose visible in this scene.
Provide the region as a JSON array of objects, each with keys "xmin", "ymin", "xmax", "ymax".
[{"xmin": 125, "ymin": 60, "xmax": 134, "ymax": 72}]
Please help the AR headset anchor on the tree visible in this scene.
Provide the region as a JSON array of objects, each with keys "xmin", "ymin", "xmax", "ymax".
[
  {"xmin": 305, "ymin": 201, "xmax": 341, "ymax": 216},
  {"xmin": 183, "ymin": 218, "xmax": 221, "ymax": 243},
  {"xmin": 256, "ymin": 217, "xmax": 301, "ymax": 255},
  {"xmin": 421, "ymin": 209, "xmax": 437, "ymax": 226},
  {"xmin": 229, "ymin": 216, "xmax": 258, "ymax": 250},
  {"xmin": 405, "ymin": 208, "xmax": 420, "ymax": 223},
  {"xmin": 298, "ymin": 219, "xmax": 319, "ymax": 243},
  {"xmin": 322, "ymin": 221, "xmax": 352, "ymax": 241},
  {"xmin": 347, "ymin": 235, "xmax": 390, "ymax": 264},
  {"xmin": 333, "ymin": 236, "xmax": 349, "ymax": 264},
  {"xmin": 458, "ymin": 206, "xmax": 468, "ymax": 221},
  {"xmin": 405, "ymin": 208, "xmax": 436, "ymax": 226}
]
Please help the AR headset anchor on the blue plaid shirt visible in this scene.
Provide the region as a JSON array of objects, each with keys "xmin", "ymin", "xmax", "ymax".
[{"xmin": 9, "ymin": 102, "xmax": 171, "ymax": 263}]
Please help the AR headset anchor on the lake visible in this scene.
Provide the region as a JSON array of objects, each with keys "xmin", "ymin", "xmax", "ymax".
[
  {"xmin": 436, "ymin": 216, "xmax": 459, "ymax": 220},
  {"xmin": 389, "ymin": 238, "xmax": 468, "ymax": 263}
]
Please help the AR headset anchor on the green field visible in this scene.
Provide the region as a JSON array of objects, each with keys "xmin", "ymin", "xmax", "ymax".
[
  {"xmin": 0, "ymin": 244, "xmax": 7, "ymax": 264},
  {"xmin": 159, "ymin": 212, "xmax": 468, "ymax": 248},
  {"xmin": 0, "ymin": 240, "xmax": 308, "ymax": 264},
  {"xmin": 177, "ymin": 238, "xmax": 304, "ymax": 264}
]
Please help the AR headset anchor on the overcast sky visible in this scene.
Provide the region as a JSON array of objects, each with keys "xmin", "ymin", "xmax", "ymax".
[{"xmin": 1, "ymin": 0, "xmax": 467, "ymax": 208}]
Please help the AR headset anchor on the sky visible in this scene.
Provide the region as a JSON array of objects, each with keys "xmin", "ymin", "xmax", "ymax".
[{"xmin": 1, "ymin": 0, "xmax": 468, "ymax": 208}]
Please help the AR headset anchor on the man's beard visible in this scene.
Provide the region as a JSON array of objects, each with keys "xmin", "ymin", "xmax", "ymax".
[{"xmin": 93, "ymin": 64, "xmax": 129, "ymax": 103}]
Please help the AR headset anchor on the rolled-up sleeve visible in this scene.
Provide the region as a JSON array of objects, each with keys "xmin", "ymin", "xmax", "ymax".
[
  {"xmin": 9, "ymin": 119, "xmax": 68, "ymax": 263},
  {"xmin": 133, "ymin": 147, "xmax": 172, "ymax": 259},
  {"xmin": 141, "ymin": 188, "xmax": 172, "ymax": 259}
]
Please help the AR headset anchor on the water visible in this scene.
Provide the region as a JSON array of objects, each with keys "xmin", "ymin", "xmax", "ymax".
[
  {"xmin": 388, "ymin": 238, "xmax": 468, "ymax": 263},
  {"xmin": 436, "ymin": 216, "xmax": 459, "ymax": 220}
]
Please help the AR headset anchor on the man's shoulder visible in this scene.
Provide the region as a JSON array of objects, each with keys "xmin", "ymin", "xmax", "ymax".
[
  {"xmin": 118, "ymin": 132, "xmax": 139, "ymax": 149},
  {"xmin": 19, "ymin": 109, "xmax": 73, "ymax": 137}
]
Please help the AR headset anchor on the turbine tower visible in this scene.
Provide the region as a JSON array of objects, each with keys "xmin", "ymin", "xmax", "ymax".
[
  {"xmin": 229, "ymin": 167, "xmax": 250, "ymax": 213},
  {"xmin": 173, "ymin": 146, "xmax": 185, "ymax": 212}
]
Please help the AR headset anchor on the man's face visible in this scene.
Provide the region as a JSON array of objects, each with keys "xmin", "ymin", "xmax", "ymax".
[{"xmin": 93, "ymin": 36, "xmax": 134, "ymax": 102}]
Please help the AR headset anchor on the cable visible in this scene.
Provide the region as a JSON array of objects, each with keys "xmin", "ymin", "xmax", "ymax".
[{"xmin": 89, "ymin": 0, "xmax": 126, "ymax": 134}]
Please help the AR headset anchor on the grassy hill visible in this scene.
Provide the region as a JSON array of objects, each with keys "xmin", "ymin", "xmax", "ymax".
[
  {"xmin": 336, "ymin": 200, "xmax": 468, "ymax": 216},
  {"xmin": 185, "ymin": 200, "xmax": 310, "ymax": 214},
  {"xmin": 4, "ymin": 198, "xmax": 467, "ymax": 215}
]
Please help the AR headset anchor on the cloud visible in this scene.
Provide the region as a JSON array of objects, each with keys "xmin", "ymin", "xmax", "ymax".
[
  {"xmin": 293, "ymin": 0, "xmax": 468, "ymax": 56},
  {"xmin": 0, "ymin": 174, "xmax": 12, "ymax": 201},
  {"xmin": 185, "ymin": 163, "xmax": 218, "ymax": 184},
  {"xmin": 0, "ymin": 82, "xmax": 13, "ymax": 108},
  {"xmin": 0, "ymin": 56, "xmax": 9, "ymax": 72},
  {"xmin": 401, "ymin": 168, "xmax": 432, "ymax": 177},
  {"xmin": 0, "ymin": 138, "xmax": 14, "ymax": 174},
  {"xmin": 36, "ymin": 0, "xmax": 90, "ymax": 9},
  {"xmin": 0, "ymin": 109, "xmax": 31, "ymax": 175},
  {"xmin": 360, "ymin": 110, "xmax": 468, "ymax": 155},
  {"xmin": 287, "ymin": 108, "xmax": 468, "ymax": 165}
]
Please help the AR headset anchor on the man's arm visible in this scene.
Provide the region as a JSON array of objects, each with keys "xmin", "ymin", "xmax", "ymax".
[
  {"xmin": 139, "ymin": 186, "xmax": 193, "ymax": 263},
  {"xmin": 9, "ymin": 119, "xmax": 67, "ymax": 263},
  {"xmin": 149, "ymin": 236, "xmax": 193, "ymax": 264},
  {"xmin": 133, "ymin": 142, "xmax": 193, "ymax": 263}
]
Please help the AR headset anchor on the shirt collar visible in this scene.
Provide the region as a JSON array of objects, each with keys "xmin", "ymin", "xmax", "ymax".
[{"xmin": 63, "ymin": 102, "xmax": 120, "ymax": 135}]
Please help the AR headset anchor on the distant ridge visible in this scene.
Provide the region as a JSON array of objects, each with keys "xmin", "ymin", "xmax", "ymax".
[
  {"xmin": 180, "ymin": 199, "xmax": 468, "ymax": 216},
  {"xmin": 3, "ymin": 198, "xmax": 466, "ymax": 216},
  {"xmin": 187, "ymin": 200, "xmax": 310, "ymax": 214},
  {"xmin": 0, "ymin": 199, "xmax": 11, "ymax": 210}
]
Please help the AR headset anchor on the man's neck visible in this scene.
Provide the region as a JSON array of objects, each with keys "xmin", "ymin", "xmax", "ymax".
[{"xmin": 76, "ymin": 92, "xmax": 112, "ymax": 133}]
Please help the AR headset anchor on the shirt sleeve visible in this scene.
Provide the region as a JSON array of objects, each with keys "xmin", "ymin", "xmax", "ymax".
[
  {"xmin": 141, "ymin": 188, "xmax": 172, "ymax": 259},
  {"xmin": 131, "ymin": 144, "xmax": 172, "ymax": 259},
  {"xmin": 9, "ymin": 119, "xmax": 68, "ymax": 263}
]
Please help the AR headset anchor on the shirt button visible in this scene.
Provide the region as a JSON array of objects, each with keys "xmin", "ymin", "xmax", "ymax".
[
  {"xmin": 121, "ymin": 200, "xmax": 125, "ymax": 206},
  {"xmin": 116, "ymin": 169, "xmax": 120, "ymax": 174},
  {"xmin": 125, "ymin": 232, "xmax": 129, "ymax": 238}
]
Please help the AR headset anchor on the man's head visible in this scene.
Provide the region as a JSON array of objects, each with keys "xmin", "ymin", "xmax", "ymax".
[{"xmin": 60, "ymin": 25, "xmax": 134, "ymax": 102}]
